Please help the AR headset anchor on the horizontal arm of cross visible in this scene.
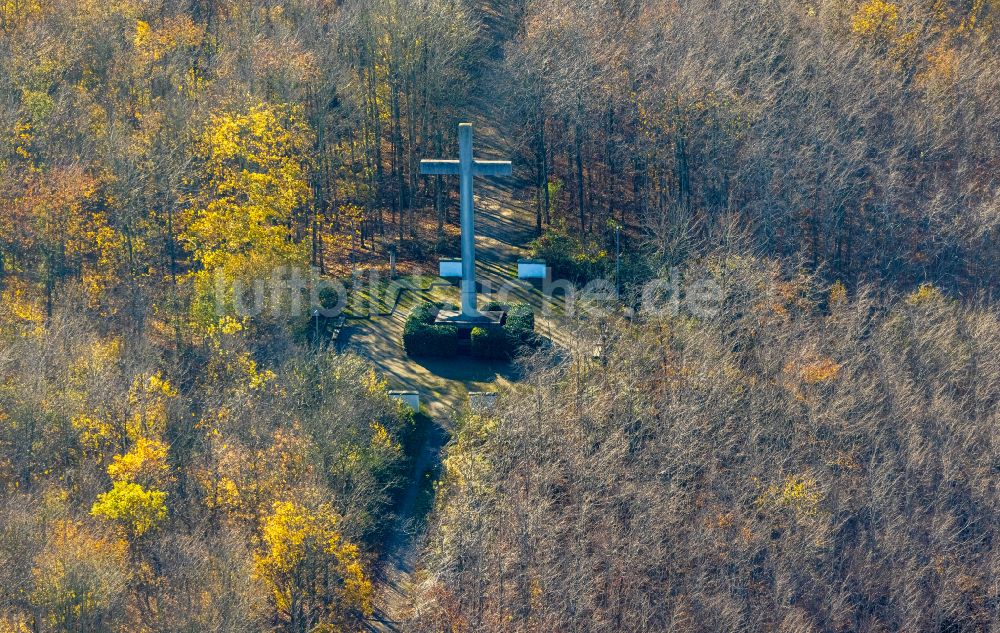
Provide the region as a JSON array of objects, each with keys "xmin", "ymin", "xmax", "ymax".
[
  {"xmin": 421, "ymin": 159, "xmax": 513, "ymax": 177},
  {"xmin": 473, "ymin": 160, "xmax": 513, "ymax": 177},
  {"xmin": 420, "ymin": 159, "xmax": 460, "ymax": 175}
]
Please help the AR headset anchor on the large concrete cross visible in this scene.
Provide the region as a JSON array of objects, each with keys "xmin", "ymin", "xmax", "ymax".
[{"xmin": 421, "ymin": 123, "xmax": 512, "ymax": 318}]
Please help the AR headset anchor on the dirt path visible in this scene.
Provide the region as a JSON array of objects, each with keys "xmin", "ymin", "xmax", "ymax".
[{"xmin": 365, "ymin": 414, "xmax": 448, "ymax": 631}]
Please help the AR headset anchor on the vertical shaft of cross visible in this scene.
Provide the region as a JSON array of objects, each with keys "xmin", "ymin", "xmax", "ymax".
[
  {"xmin": 458, "ymin": 123, "xmax": 477, "ymax": 317},
  {"xmin": 420, "ymin": 122, "xmax": 511, "ymax": 320}
]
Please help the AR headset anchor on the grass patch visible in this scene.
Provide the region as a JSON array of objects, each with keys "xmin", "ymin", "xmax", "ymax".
[{"xmin": 342, "ymin": 274, "xmax": 440, "ymax": 318}]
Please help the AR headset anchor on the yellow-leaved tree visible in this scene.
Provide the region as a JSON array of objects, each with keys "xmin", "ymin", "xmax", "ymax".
[
  {"xmin": 183, "ymin": 102, "xmax": 313, "ymax": 328},
  {"xmin": 90, "ymin": 481, "xmax": 167, "ymax": 542},
  {"xmin": 91, "ymin": 419, "xmax": 173, "ymax": 548},
  {"xmin": 254, "ymin": 500, "xmax": 373, "ymax": 631}
]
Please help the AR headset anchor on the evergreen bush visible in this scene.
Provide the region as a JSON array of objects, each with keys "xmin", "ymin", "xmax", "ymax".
[{"xmin": 402, "ymin": 303, "xmax": 458, "ymax": 357}]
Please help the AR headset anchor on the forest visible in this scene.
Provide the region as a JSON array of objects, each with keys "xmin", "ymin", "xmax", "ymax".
[{"xmin": 0, "ymin": 0, "xmax": 997, "ymax": 631}]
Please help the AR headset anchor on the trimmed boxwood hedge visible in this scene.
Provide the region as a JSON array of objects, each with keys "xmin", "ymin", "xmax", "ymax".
[
  {"xmin": 403, "ymin": 303, "xmax": 458, "ymax": 357},
  {"xmin": 474, "ymin": 302, "xmax": 537, "ymax": 360},
  {"xmin": 504, "ymin": 303, "xmax": 535, "ymax": 346},
  {"xmin": 470, "ymin": 325, "xmax": 507, "ymax": 359},
  {"xmin": 409, "ymin": 302, "xmax": 445, "ymax": 325},
  {"xmin": 404, "ymin": 301, "xmax": 537, "ymax": 360}
]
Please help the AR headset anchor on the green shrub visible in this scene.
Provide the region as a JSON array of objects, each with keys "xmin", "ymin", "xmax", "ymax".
[
  {"xmin": 528, "ymin": 227, "xmax": 609, "ymax": 283},
  {"xmin": 470, "ymin": 326, "xmax": 508, "ymax": 359},
  {"xmin": 402, "ymin": 303, "xmax": 458, "ymax": 357},
  {"xmin": 403, "ymin": 321, "xmax": 458, "ymax": 357},
  {"xmin": 404, "ymin": 302, "xmax": 536, "ymax": 360},
  {"xmin": 504, "ymin": 303, "xmax": 535, "ymax": 346},
  {"xmin": 409, "ymin": 302, "xmax": 445, "ymax": 325},
  {"xmin": 470, "ymin": 302, "xmax": 536, "ymax": 359}
]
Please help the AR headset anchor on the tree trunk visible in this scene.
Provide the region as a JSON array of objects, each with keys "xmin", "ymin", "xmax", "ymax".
[
  {"xmin": 391, "ymin": 81, "xmax": 405, "ymax": 243},
  {"xmin": 535, "ymin": 105, "xmax": 546, "ymax": 235},
  {"xmin": 606, "ymin": 101, "xmax": 616, "ymax": 224},
  {"xmin": 575, "ymin": 119, "xmax": 585, "ymax": 235}
]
